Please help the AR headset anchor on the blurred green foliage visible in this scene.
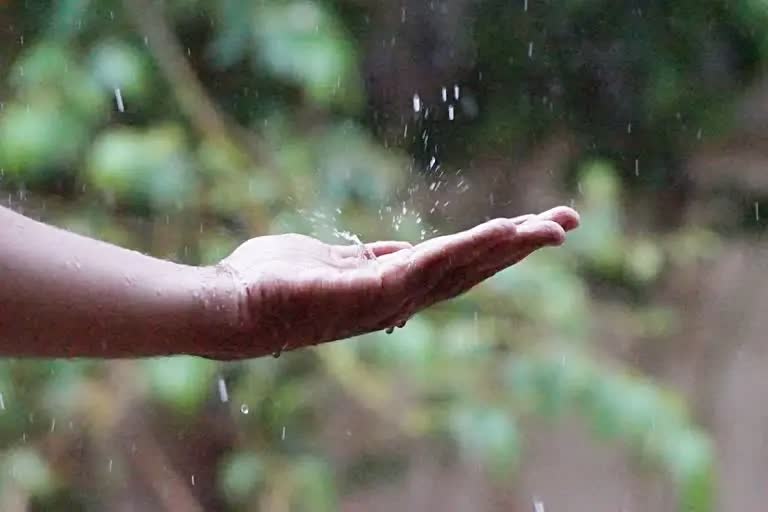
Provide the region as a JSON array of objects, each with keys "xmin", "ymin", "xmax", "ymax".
[{"xmin": 1, "ymin": 0, "xmax": 760, "ymax": 510}]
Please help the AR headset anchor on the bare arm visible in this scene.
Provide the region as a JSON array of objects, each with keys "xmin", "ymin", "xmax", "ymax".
[
  {"xmin": 0, "ymin": 205, "xmax": 579, "ymax": 359},
  {"xmin": 0, "ymin": 206, "xmax": 234, "ymax": 357}
]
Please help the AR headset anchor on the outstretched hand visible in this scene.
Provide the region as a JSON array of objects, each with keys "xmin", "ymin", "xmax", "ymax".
[{"xmin": 214, "ymin": 206, "xmax": 579, "ymax": 358}]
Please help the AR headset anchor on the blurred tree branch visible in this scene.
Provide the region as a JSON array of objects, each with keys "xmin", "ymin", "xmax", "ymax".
[{"xmin": 121, "ymin": 0, "xmax": 267, "ymax": 167}]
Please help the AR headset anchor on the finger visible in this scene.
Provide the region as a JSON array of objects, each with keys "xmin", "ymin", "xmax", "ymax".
[
  {"xmin": 411, "ymin": 217, "xmax": 518, "ymax": 268},
  {"xmin": 470, "ymin": 219, "xmax": 565, "ymax": 275},
  {"xmin": 392, "ymin": 218, "xmax": 518, "ymax": 291},
  {"xmin": 334, "ymin": 240, "xmax": 413, "ymax": 258},
  {"xmin": 510, "ymin": 214, "xmax": 536, "ymax": 224},
  {"xmin": 366, "ymin": 241, "xmax": 414, "ymax": 256},
  {"xmin": 515, "ymin": 218, "xmax": 567, "ymax": 246},
  {"xmin": 535, "ymin": 206, "xmax": 580, "ymax": 231},
  {"xmin": 426, "ymin": 219, "xmax": 568, "ymax": 303},
  {"xmin": 429, "ymin": 239, "xmax": 536, "ymax": 303}
]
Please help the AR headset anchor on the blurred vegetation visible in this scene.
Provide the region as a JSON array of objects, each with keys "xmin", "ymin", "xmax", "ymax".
[{"xmin": 2, "ymin": 0, "xmax": 765, "ymax": 510}]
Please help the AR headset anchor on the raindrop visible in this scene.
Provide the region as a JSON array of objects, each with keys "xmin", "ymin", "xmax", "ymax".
[
  {"xmin": 108, "ymin": 459, "xmax": 113, "ymax": 473},
  {"xmin": 755, "ymin": 201, "xmax": 760, "ymax": 221},
  {"xmin": 412, "ymin": 93, "xmax": 421, "ymax": 113},
  {"xmin": 533, "ymin": 499, "xmax": 545, "ymax": 512},
  {"xmin": 191, "ymin": 474, "xmax": 196, "ymax": 486},
  {"xmin": 528, "ymin": 42, "xmax": 534, "ymax": 58},
  {"xmin": 217, "ymin": 377, "xmax": 229, "ymax": 403},
  {"xmin": 441, "ymin": 86, "xmax": 448, "ymax": 102},
  {"xmin": 50, "ymin": 418, "xmax": 56, "ymax": 432},
  {"xmin": 240, "ymin": 404, "xmax": 249, "ymax": 414},
  {"xmin": 524, "ymin": 0, "xmax": 529, "ymax": 11},
  {"xmin": 281, "ymin": 426, "xmax": 286, "ymax": 440},
  {"xmin": 114, "ymin": 88, "xmax": 125, "ymax": 112},
  {"xmin": 634, "ymin": 158, "xmax": 639, "ymax": 176},
  {"xmin": 0, "ymin": 392, "xmax": 5, "ymax": 410},
  {"xmin": 448, "ymin": 105, "xmax": 455, "ymax": 121},
  {"xmin": 453, "ymin": 84, "xmax": 460, "ymax": 100},
  {"xmin": 627, "ymin": 122, "xmax": 632, "ymax": 134}
]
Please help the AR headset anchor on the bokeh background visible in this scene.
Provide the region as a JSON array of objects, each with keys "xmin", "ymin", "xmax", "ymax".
[{"xmin": 2, "ymin": 0, "xmax": 768, "ymax": 510}]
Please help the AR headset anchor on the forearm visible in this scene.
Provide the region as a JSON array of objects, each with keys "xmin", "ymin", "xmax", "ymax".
[{"xmin": 0, "ymin": 206, "xmax": 241, "ymax": 358}]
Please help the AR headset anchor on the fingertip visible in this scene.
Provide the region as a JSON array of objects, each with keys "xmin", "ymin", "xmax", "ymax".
[
  {"xmin": 539, "ymin": 206, "xmax": 580, "ymax": 231},
  {"xmin": 518, "ymin": 219, "xmax": 567, "ymax": 246}
]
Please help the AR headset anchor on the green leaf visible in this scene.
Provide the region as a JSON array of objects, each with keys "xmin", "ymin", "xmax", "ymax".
[
  {"xmin": 0, "ymin": 101, "xmax": 85, "ymax": 179},
  {"xmin": 253, "ymin": 1, "xmax": 362, "ymax": 108},
  {"xmin": 87, "ymin": 126, "xmax": 197, "ymax": 210},
  {"xmin": 293, "ymin": 457, "xmax": 338, "ymax": 512},
  {"xmin": 4, "ymin": 448, "xmax": 54, "ymax": 497},
  {"xmin": 144, "ymin": 356, "xmax": 216, "ymax": 416},
  {"xmin": 219, "ymin": 451, "xmax": 265, "ymax": 503},
  {"xmin": 450, "ymin": 407, "xmax": 519, "ymax": 478},
  {"xmin": 89, "ymin": 41, "xmax": 148, "ymax": 96}
]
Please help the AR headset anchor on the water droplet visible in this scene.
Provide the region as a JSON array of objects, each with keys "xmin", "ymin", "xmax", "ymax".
[
  {"xmin": 386, "ymin": 326, "xmax": 395, "ymax": 334},
  {"xmin": 756, "ymin": 201, "xmax": 760, "ymax": 221},
  {"xmin": 191, "ymin": 474, "xmax": 196, "ymax": 486},
  {"xmin": 281, "ymin": 425, "xmax": 286, "ymax": 440},
  {"xmin": 218, "ymin": 377, "xmax": 229, "ymax": 403},
  {"xmin": 441, "ymin": 86, "xmax": 448, "ymax": 102},
  {"xmin": 50, "ymin": 418, "xmax": 56, "ymax": 432},
  {"xmin": 528, "ymin": 41, "xmax": 534, "ymax": 58},
  {"xmin": 412, "ymin": 93, "xmax": 421, "ymax": 113},
  {"xmin": 448, "ymin": 104, "xmax": 455, "ymax": 121},
  {"xmin": 533, "ymin": 499, "xmax": 545, "ymax": 512},
  {"xmin": 240, "ymin": 404, "xmax": 249, "ymax": 414},
  {"xmin": 453, "ymin": 84, "xmax": 460, "ymax": 100},
  {"xmin": 524, "ymin": 0, "xmax": 529, "ymax": 11},
  {"xmin": 634, "ymin": 158, "xmax": 639, "ymax": 176},
  {"xmin": 114, "ymin": 88, "xmax": 124, "ymax": 112},
  {"xmin": 0, "ymin": 392, "xmax": 6, "ymax": 410},
  {"xmin": 108, "ymin": 459, "xmax": 113, "ymax": 473}
]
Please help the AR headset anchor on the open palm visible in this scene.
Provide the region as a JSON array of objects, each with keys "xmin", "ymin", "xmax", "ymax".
[{"xmin": 217, "ymin": 206, "xmax": 579, "ymax": 358}]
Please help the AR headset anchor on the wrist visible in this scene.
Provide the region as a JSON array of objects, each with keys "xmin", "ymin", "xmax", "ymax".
[{"xmin": 187, "ymin": 263, "xmax": 253, "ymax": 359}]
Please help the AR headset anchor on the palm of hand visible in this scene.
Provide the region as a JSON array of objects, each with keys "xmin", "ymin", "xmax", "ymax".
[{"xmin": 220, "ymin": 206, "xmax": 579, "ymax": 356}]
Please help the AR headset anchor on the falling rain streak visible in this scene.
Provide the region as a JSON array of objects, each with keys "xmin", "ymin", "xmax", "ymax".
[
  {"xmin": 218, "ymin": 377, "xmax": 229, "ymax": 403},
  {"xmin": 412, "ymin": 94, "xmax": 421, "ymax": 113},
  {"xmin": 114, "ymin": 88, "xmax": 124, "ymax": 112}
]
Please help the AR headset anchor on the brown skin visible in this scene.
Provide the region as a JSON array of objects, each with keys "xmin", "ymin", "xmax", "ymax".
[{"xmin": 0, "ymin": 205, "xmax": 579, "ymax": 359}]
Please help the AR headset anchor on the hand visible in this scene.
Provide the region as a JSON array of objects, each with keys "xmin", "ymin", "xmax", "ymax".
[{"xmin": 211, "ymin": 206, "xmax": 579, "ymax": 358}]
